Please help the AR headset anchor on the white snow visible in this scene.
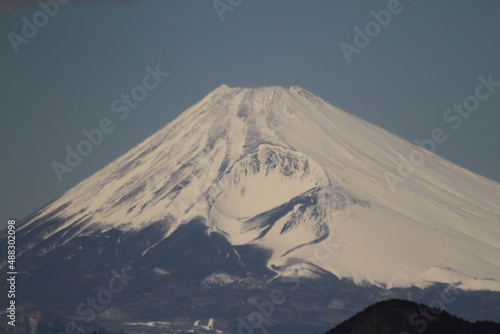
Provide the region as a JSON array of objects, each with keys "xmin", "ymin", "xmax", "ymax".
[
  {"xmin": 202, "ymin": 272, "xmax": 239, "ymax": 287},
  {"xmin": 21, "ymin": 84, "xmax": 500, "ymax": 292}
]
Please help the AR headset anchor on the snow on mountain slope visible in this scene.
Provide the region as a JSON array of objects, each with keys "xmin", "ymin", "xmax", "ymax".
[{"xmin": 19, "ymin": 85, "xmax": 500, "ymax": 291}]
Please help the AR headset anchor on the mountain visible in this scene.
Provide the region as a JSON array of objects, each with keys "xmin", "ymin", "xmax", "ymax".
[
  {"xmin": 1, "ymin": 85, "xmax": 499, "ymax": 333},
  {"xmin": 326, "ymin": 299, "xmax": 500, "ymax": 334}
]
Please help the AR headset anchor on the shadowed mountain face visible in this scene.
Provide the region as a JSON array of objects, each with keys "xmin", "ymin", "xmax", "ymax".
[
  {"xmin": 0, "ymin": 309, "xmax": 108, "ymax": 334},
  {"xmin": 326, "ymin": 299, "xmax": 500, "ymax": 334},
  {"xmin": 1, "ymin": 85, "xmax": 499, "ymax": 333}
]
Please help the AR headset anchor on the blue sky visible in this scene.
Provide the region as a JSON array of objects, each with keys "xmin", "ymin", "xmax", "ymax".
[{"xmin": 1, "ymin": 0, "xmax": 499, "ymax": 229}]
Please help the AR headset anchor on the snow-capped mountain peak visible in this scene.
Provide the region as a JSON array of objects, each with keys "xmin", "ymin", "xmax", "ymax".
[{"xmin": 17, "ymin": 85, "xmax": 500, "ymax": 292}]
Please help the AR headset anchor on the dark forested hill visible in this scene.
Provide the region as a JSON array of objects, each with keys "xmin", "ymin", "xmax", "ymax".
[{"xmin": 325, "ymin": 299, "xmax": 500, "ymax": 334}]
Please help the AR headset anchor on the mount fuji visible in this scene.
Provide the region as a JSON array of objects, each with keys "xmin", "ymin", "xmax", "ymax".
[{"xmin": 2, "ymin": 85, "xmax": 499, "ymax": 333}]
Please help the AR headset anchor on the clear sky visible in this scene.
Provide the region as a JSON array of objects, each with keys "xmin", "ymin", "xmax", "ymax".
[{"xmin": 1, "ymin": 0, "xmax": 499, "ymax": 230}]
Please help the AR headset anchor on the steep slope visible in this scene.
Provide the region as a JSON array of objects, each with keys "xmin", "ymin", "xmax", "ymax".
[{"xmin": 7, "ymin": 85, "xmax": 500, "ymax": 294}]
